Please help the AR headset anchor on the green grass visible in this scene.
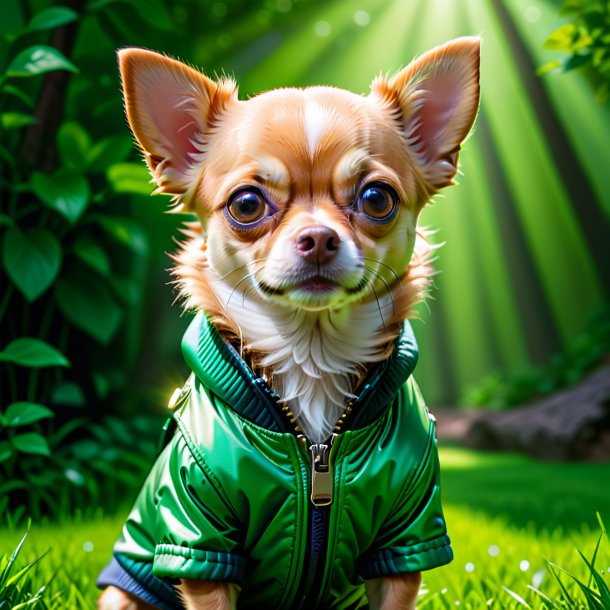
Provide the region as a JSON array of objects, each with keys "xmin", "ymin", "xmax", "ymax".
[{"xmin": 1, "ymin": 447, "xmax": 609, "ymax": 608}]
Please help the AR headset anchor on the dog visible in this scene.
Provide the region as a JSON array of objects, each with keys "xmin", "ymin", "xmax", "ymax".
[{"xmin": 97, "ymin": 37, "xmax": 480, "ymax": 610}]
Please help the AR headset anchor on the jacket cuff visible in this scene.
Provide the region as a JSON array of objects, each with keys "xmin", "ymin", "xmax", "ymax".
[
  {"xmin": 358, "ymin": 534, "xmax": 453, "ymax": 579},
  {"xmin": 153, "ymin": 544, "xmax": 247, "ymax": 583}
]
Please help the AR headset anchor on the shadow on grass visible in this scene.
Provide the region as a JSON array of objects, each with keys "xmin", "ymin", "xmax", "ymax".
[{"xmin": 439, "ymin": 444, "xmax": 610, "ymax": 532}]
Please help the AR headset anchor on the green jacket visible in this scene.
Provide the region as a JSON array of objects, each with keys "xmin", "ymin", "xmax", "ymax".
[{"xmin": 110, "ymin": 312, "xmax": 452, "ymax": 609}]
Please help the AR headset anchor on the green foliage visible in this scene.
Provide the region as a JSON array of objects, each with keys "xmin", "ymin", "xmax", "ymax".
[
  {"xmin": 6, "ymin": 46, "xmax": 78, "ymax": 78},
  {"xmin": 464, "ymin": 307, "xmax": 610, "ymax": 408},
  {"xmin": 2, "ymin": 228, "xmax": 62, "ymax": 302},
  {"xmin": 0, "ymin": 412, "xmax": 160, "ymax": 520},
  {"xmin": 540, "ymin": 0, "xmax": 610, "ymax": 101},
  {"xmin": 0, "ymin": 0, "xmax": 165, "ymax": 518},
  {"xmin": 0, "ymin": 339, "xmax": 69, "ymax": 368}
]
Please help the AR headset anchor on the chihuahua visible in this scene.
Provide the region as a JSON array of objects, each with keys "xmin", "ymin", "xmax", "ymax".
[{"xmin": 98, "ymin": 37, "xmax": 480, "ymax": 610}]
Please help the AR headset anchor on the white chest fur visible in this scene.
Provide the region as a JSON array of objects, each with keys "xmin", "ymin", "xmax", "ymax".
[{"xmin": 214, "ymin": 282, "xmax": 394, "ymax": 442}]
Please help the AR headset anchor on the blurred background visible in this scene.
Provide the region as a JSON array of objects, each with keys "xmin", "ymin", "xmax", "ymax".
[{"xmin": 1, "ymin": 0, "xmax": 610, "ymax": 607}]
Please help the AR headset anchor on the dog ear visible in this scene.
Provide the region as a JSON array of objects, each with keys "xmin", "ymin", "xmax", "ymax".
[
  {"xmin": 372, "ymin": 37, "xmax": 480, "ymax": 190},
  {"xmin": 117, "ymin": 48, "xmax": 237, "ymax": 202}
]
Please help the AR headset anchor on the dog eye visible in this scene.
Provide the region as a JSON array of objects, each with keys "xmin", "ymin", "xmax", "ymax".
[
  {"xmin": 227, "ymin": 188, "xmax": 267, "ymax": 225},
  {"xmin": 356, "ymin": 183, "xmax": 398, "ymax": 221}
]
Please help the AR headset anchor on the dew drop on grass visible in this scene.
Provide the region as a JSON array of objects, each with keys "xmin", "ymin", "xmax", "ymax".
[
  {"xmin": 465, "ymin": 562, "xmax": 475, "ymax": 572},
  {"xmin": 441, "ymin": 588, "xmax": 448, "ymax": 594},
  {"xmin": 83, "ymin": 541, "xmax": 94, "ymax": 552},
  {"xmin": 520, "ymin": 560, "xmax": 530, "ymax": 572},
  {"xmin": 488, "ymin": 544, "xmax": 500, "ymax": 557},
  {"xmin": 532, "ymin": 568, "xmax": 546, "ymax": 588}
]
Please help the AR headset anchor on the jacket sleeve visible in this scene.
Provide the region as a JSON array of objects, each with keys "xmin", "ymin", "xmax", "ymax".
[
  {"xmin": 358, "ymin": 384, "xmax": 453, "ymax": 578},
  {"xmin": 152, "ymin": 425, "xmax": 246, "ymax": 583},
  {"xmin": 117, "ymin": 423, "xmax": 247, "ymax": 584}
]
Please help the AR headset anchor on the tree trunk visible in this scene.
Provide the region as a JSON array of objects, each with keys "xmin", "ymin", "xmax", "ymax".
[{"xmin": 20, "ymin": 0, "xmax": 86, "ymax": 172}]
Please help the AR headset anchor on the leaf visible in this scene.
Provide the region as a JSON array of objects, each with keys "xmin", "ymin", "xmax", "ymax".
[
  {"xmin": 57, "ymin": 121, "xmax": 91, "ymax": 170},
  {"xmin": 2, "ymin": 228, "xmax": 62, "ymax": 301},
  {"xmin": 1, "ymin": 112, "xmax": 36, "ymax": 130},
  {"xmin": 2, "ymin": 84, "xmax": 35, "ymax": 107},
  {"xmin": 50, "ymin": 382, "xmax": 85, "ymax": 407},
  {"xmin": 108, "ymin": 275, "xmax": 142, "ymax": 305},
  {"xmin": 55, "ymin": 270, "xmax": 123, "ymax": 344},
  {"xmin": 536, "ymin": 60, "xmax": 563, "ymax": 76},
  {"xmin": 27, "ymin": 6, "xmax": 78, "ymax": 32},
  {"xmin": 94, "ymin": 215, "xmax": 148, "ymax": 255},
  {"xmin": 544, "ymin": 24, "xmax": 578, "ymax": 51},
  {"xmin": 0, "ymin": 338, "xmax": 70, "ymax": 367},
  {"xmin": 0, "ymin": 442, "xmax": 14, "ymax": 462},
  {"xmin": 563, "ymin": 53, "xmax": 592, "ymax": 71},
  {"xmin": 4, "ymin": 403, "xmax": 54, "ymax": 427},
  {"xmin": 12, "ymin": 432, "xmax": 50, "ymax": 456},
  {"xmin": 32, "ymin": 169, "xmax": 89, "ymax": 223},
  {"xmin": 106, "ymin": 162, "xmax": 152, "ymax": 196},
  {"xmin": 73, "ymin": 238, "xmax": 110, "ymax": 275},
  {"xmin": 86, "ymin": 134, "xmax": 133, "ymax": 172},
  {"xmin": 7, "ymin": 45, "xmax": 78, "ymax": 77}
]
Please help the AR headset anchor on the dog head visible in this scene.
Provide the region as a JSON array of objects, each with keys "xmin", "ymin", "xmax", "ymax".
[{"xmin": 118, "ymin": 38, "xmax": 480, "ymax": 324}]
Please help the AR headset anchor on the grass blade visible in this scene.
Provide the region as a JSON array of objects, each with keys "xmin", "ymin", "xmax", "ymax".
[
  {"xmin": 502, "ymin": 585, "xmax": 530, "ymax": 607},
  {"xmin": 577, "ymin": 549, "xmax": 610, "ymax": 607},
  {"xmin": 6, "ymin": 550, "xmax": 49, "ymax": 588},
  {"xmin": 0, "ymin": 526, "xmax": 30, "ymax": 588},
  {"xmin": 547, "ymin": 562, "xmax": 576, "ymax": 603},
  {"xmin": 526, "ymin": 584, "xmax": 556, "ymax": 609}
]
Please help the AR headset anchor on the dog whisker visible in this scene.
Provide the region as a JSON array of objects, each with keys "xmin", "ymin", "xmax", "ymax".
[
  {"xmin": 215, "ymin": 257, "xmax": 269, "ymax": 281},
  {"xmin": 370, "ymin": 281, "xmax": 387, "ymax": 334},
  {"xmin": 225, "ymin": 268, "xmax": 264, "ymax": 309},
  {"xmin": 362, "ymin": 257, "xmax": 405, "ymax": 294},
  {"xmin": 363, "ymin": 265, "xmax": 396, "ymax": 317}
]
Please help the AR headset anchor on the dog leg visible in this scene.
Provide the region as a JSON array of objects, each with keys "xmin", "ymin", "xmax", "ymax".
[
  {"xmin": 177, "ymin": 580, "xmax": 239, "ymax": 610},
  {"xmin": 97, "ymin": 586, "xmax": 158, "ymax": 610},
  {"xmin": 365, "ymin": 572, "xmax": 422, "ymax": 610}
]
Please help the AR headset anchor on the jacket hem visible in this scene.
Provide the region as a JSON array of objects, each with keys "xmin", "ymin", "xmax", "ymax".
[
  {"xmin": 358, "ymin": 534, "xmax": 454, "ymax": 578},
  {"xmin": 153, "ymin": 543, "xmax": 246, "ymax": 583}
]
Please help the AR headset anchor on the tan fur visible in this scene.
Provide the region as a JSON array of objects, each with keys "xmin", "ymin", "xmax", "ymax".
[
  {"xmin": 103, "ymin": 36, "xmax": 481, "ymax": 609},
  {"xmin": 365, "ymin": 572, "xmax": 423, "ymax": 610},
  {"xmin": 170, "ymin": 223, "xmax": 434, "ymax": 367}
]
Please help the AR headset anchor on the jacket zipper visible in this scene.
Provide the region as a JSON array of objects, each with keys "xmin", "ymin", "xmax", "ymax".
[
  {"xmin": 308, "ymin": 435, "xmax": 335, "ymax": 506},
  {"xmin": 274, "ymin": 391, "xmax": 356, "ymax": 608}
]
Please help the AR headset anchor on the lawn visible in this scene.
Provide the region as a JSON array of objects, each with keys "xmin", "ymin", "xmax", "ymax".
[{"xmin": 1, "ymin": 446, "xmax": 609, "ymax": 609}]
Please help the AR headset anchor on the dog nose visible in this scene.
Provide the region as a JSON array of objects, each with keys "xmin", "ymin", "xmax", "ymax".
[{"xmin": 295, "ymin": 226, "xmax": 340, "ymax": 265}]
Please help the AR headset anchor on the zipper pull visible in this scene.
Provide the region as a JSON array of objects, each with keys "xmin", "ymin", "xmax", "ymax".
[{"xmin": 309, "ymin": 435, "xmax": 335, "ymax": 507}]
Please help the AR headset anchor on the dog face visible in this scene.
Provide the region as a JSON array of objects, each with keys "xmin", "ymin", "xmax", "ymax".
[{"xmin": 118, "ymin": 39, "xmax": 479, "ymax": 315}]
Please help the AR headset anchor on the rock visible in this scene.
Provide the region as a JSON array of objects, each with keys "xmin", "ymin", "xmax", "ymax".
[{"xmin": 463, "ymin": 364, "xmax": 610, "ymax": 460}]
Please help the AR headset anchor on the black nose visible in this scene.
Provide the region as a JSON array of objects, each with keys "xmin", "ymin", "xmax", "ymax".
[{"xmin": 295, "ymin": 226, "xmax": 341, "ymax": 265}]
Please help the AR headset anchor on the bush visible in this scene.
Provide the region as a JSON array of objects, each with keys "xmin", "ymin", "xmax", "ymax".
[
  {"xmin": 463, "ymin": 307, "xmax": 610, "ymax": 408},
  {"xmin": 540, "ymin": 0, "xmax": 610, "ymax": 102},
  {"xmin": 0, "ymin": 1, "xmax": 170, "ymax": 517}
]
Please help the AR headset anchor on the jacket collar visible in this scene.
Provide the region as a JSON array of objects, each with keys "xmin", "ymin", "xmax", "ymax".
[{"xmin": 181, "ymin": 311, "xmax": 419, "ymax": 434}]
